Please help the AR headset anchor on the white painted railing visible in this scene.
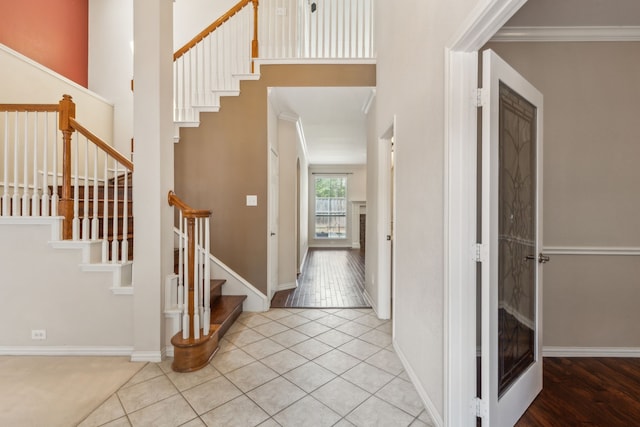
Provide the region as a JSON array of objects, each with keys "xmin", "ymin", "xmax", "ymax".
[
  {"xmin": 168, "ymin": 191, "xmax": 212, "ymax": 339},
  {"xmin": 0, "ymin": 96, "xmax": 134, "ymax": 264},
  {"xmin": 173, "ymin": 0, "xmax": 375, "ymax": 126},
  {"xmin": 1, "ymin": 108, "xmax": 59, "ymax": 218},
  {"xmin": 260, "ymin": 0, "xmax": 375, "ymax": 59},
  {"xmin": 173, "ymin": 0, "xmax": 257, "ymax": 124}
]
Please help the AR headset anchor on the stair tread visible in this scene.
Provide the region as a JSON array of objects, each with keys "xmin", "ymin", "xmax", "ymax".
[
  {"xmin": 211, "ymin": 279, "xmax": 226, "ymax": 291},
  {"xmin": 211, "ymin": 295, "xmax": 247, "ymax": 325}
]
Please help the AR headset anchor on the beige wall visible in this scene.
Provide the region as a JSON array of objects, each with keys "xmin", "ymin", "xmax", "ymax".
[
  {"xmin": 175, "ymin": 64, "xmax": 375, "ymax": 296},
  {"xmin": 375, "ymin": 0, "xmax": 482, "ymax": 419},
  {"xmin": 485, "ymin": 42, "xmax": 640, "ymax": 347}
]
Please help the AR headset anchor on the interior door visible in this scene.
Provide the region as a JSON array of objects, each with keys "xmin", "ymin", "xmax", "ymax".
[
  {"xmin": 480, "ymin": 49, "xmax": 546, "ymax": 426},
  {"xmin": 268, "ymin": 148, "xmax": 279, "ymax": 299}
]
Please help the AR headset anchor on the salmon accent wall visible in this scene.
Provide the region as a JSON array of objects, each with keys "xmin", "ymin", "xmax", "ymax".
[{"xmin": 0, "ymin": 0, "xmax": 88, "ymax": 87}]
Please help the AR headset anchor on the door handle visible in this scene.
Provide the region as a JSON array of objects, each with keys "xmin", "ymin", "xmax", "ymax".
[
  {"xmin": 270, "ymin": 232, "xmax": 276, "ymax": 236},
  {"xmin": 525, "ymin": 253, "xmax": 550, "ymax": 264}
]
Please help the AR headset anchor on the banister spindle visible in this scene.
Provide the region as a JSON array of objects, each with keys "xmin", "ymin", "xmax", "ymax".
[
  {"xmin": 82, "ymin": 135, "xmax": 90, "ymax": 239},
  {"xmin": 32, "ymin": 113, "xmax": 40, "ymax": 216},
  {"xmin": 42, "ymin": 113, "xmax": 50, "ymax": 216},
  {"xmin": 21, "ymin": 112, "xmax": 30, "ymax": 216},
  {"xmin": 2, "ymin": 112, "xmax": 9, "ymax": 216}
]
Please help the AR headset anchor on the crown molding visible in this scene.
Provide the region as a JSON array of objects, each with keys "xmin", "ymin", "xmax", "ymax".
[{"xmin": 492, "ymin": 26, "xmax": 640, "ymax": 42}]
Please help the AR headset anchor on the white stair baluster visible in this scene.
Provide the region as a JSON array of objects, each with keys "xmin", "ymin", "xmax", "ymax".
[
  {"xmin": 111, "ymin": 161, "xmax": 119, "ymax": 262},
  {"xmin": 182, "ymin": 217, "xmax": 190, "ymax": 339},
  {"xmin": 41, "ymin": 112, "xmax": 50, "ymax": 217},
  {"xmin": 72, "ymin": 132, "xmax": 80, "ymax": 240},
  {"xmin": 12, "ymin": 112, "xmax": 19, "ymax": 216},
  {"xmin": 82, "ymin": 136, "xmax": 90, "ymax": 239},
  {"xmin": 203, "ymin": 217, "xmax": 211, "ymax": 335},
  {"xmin": 193, "ymin": 217, "xmax": 200, "ymax": 339},
  {"xmin": 91, "ymin": 145, "xmax": 99, "ymax": 239},
  {"xmin": 2, "ymin": 112, "xmax": 9, "ymax": 216},
  {"xmin": 121, "ymin": 166, "xmax": 129, "ymax": 262},
  {"xmin": 101, "ymin": 155, "xmax": 108, "ymax": 262},
  {"xmin": 31, "ymin": 113, "xmax": 40, "ymax": 216},
  {"xmin": 21, "ymin": 112, "xmax": 30, "ymax": 216},
  {"xmin": 50, "ymin": 112, "xmax": 58, "ymax": 216},
  {"xmin": 178, "ymin": 210, "xmax": 184, "ymax": 312}
]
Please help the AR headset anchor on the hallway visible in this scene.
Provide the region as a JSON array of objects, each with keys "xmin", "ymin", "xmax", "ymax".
[
  {"xmin": 77, "ymin": 308, "xmax": 431, "ymax": 426},
  {"xmin": 271, "ymin": 249, "xmax": 369, "ymax": 309}
]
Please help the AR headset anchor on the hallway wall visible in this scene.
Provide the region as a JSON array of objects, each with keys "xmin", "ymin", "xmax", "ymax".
[
  {"xmin": 175, "ymin": 64, "xmax": 375, "ymax": 296},
  {"xmin": 485, "ymin": 41, "xmax": 640, "ymax": 349}
]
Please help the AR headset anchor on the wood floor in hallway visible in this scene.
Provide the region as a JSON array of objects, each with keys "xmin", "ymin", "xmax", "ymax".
[
  {"xmin": 271, "ymin": 248, "xmax": 370, "ymax": 309},
  {"xmin": 516, "ymin": 357, "xmax": 640, "ymax": 426}
]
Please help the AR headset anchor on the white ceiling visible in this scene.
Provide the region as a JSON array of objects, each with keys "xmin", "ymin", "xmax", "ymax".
[
  {"xmin": 269, "ymin": 1, "xmax": 640, "ymax": 166},
  {"xmin": 269, "ymin": 86, "xmax": 374, "ymax": 165}
]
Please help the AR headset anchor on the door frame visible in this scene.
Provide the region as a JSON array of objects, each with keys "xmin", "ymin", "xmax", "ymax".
[
  {"xmin": 377, "ymin": 119, "xmax": 396, "ymax": 320},
  {"xmin": 444, "ymin": 0, "xmax": 527, "ymax": 425}
]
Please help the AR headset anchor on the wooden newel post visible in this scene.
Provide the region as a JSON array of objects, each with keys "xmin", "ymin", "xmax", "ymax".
[
  {"xmin": 186, "ymin": 216, "xmax": 196, "ymax": 339},
  {"xmin": 251, "ymin": 0, "xmax": 259, "ymax": 73},
  {"xmin": 58, "ymin": 95, "xmax": 76, "ymax": 240}
]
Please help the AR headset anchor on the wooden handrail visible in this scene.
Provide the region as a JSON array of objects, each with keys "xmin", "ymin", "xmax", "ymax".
[
  {"xmin": 168, "ymin": 191, "xmax": 211, "ymax": 218},
  {"xmin": 174, "ymin": 0, "xmax": 258, "ymax": 61},
  {"xmin": 0, "ymin": 104, "xmax": 58, "ymax": 112},
  {"xmin": 69, "ymin": 118, "xmax": 134, "ymax": 171}
]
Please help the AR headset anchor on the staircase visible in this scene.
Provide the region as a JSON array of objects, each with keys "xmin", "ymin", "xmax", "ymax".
[
  {"xmin": 167, "ymin": 191, "xmax": 247, "ymax": 372},
  {"xmin": 74, "ymin": 172, "xmax": 133, "ymax": 261}
]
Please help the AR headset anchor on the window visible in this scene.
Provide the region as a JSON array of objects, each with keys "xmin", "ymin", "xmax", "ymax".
[{"xmin": 314, "ymin": 176, "xmax": 347, "ymax": 239}]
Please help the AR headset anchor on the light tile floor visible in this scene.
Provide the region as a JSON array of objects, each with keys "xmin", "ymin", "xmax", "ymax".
[{"xmin": 79, "ymin": 308, "xmax": 435, "ymax": 427}]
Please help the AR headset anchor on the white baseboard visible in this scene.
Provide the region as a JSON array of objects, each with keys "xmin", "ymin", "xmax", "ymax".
[
  {"xmin": 393, "ymin": 341, "xmax": 444, "ymax": 427},
  {"xmin": 165, "ymin": 346, "xmax": 175, "ymax": 358},
  {"xmin": 276, "ymin": 281, "xmax": 297, "ymax": 292},
  {"xmin": 363, "ymin": 289, "xmax": 378, "ymax": 315},
  {"xmin": 130, "ymin": 350, "xmax": 163, "ymax": 362},
  {"xmin": 0, "ymin": 346, "xmax": 134, "ymax": 356},
  {"xmin": 543, "ymin": 346, "xmax": 640, "ymax": 358}
]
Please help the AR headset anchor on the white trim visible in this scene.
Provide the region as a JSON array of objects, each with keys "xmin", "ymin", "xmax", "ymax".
[
  {"xmin": 0, "ymin": 43, "xmax": 113, "ymax": 105},
  {"xmin": 0, "ymin": 346, "xmax": 134, "ymax": 356},
  {"xmin": 295, "ymin": 119, "xmax": 310, "ymax": 165},
  {"xmin": 130, "ymin": 350, "xmax": 163, "ymax": 362},
  {"xmin": 543, "ymin": 347, "xmax": 640, "ymax": 358},
  {"xmin": 254, "ymin": 58, "xmax": 376, "ymax": 74},
  {"xmin": 543, "ymin": 246, "xmax": 640, "ymax": 256},
  {"xmin": 444, "ymin": 1, "xmax": 527, "ymax": 426},
  {"xmin": 165, "ymin": 346, "xmax": 175, "ymax": 358},
  {"xmin": 80, "ymin": 262, "xmax": 134, "ymax": 289},
  {"xmin": 0, "ymin": 216, "xmax": 63, "ymax": 240},
  {"xmin": 276, "ymin": 281, "xmax": 297, "ymax": 292},
  {"xmin": 492, "ymin": 26, "xmax": 640, "ymax": 42},
  {"xmin": 362, "ymin": 289, "xmax": 378, "ymax": 316},
  {"xmin": 361, "ymin": 88, "xmax": 376, "ymax": 115},
  {"xmin": 278, "ymin": 112, "xmax": 299, "ymax": 122},
  {"xmin": 394, "ymin": 341, "xmax": 444, "ymax": 427},
  {"xmin": 49, "ymin": 240, "xmax": 102, "ymax": 264}
]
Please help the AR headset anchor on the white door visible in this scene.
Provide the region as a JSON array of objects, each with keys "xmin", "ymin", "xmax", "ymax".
[
  {"xmin": 480, "ymin": 49, "xmax": 547, "ymax": 426},
  {"xmin": 268, "ymin": 148, "xmax": 279, "ymax": 299}
]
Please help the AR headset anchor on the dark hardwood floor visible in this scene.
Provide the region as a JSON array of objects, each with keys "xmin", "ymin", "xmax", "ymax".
[
  {"xmin": 270, "ymin": 248, "xmax": 370, "ymax": 309},
  {"xmin": 516, "ymin": 357, "xmax": 640, "ymax": 426}
]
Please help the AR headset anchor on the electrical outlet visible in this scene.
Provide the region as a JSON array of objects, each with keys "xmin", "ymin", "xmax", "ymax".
[{"xmin": 31, "ymin": 329, "xmax": 46, "ymax": 340}]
